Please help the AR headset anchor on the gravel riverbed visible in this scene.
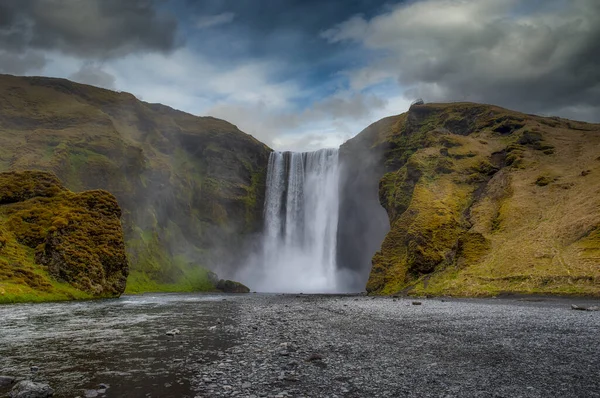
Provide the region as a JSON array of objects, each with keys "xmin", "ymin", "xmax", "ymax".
[
  {"xmin": 1, "ymin": 294, "xmax": 599, "ymax": 398},
  {"xmin": 192, "ymin": 294, "xmax": 600, "ymax": 398}
]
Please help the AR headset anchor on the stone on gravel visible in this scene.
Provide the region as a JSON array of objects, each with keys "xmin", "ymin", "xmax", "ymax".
[
  {"xmin": 9, "ymin": 380, "xmax": 53, "ymax": 398},
  {"xmin": 166, "ymin": 329, "xmax": 181, "ymax": 336},
  {"xmin": 306, "ymin": 353, "xmax": 323, "ymax": 361},
  {"xmin": 571, "ymin": 304, "xmax": 599, "ymax": 311},
  {"xmin": 83, "ymin": 390, "xmax": 98, "ymax": 398},
  {"xmin": 412, "ymin": 301, "xmax": 422, "ymax": 305},
  {"xmin": 0, "ymin": 376, "xmax": 16, "ymax": 387}
]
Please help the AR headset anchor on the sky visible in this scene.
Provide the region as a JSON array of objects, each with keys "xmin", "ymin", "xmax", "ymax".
[{"xmin": 0, "ymin": 0, "xmax": 599, "ymax": 151}]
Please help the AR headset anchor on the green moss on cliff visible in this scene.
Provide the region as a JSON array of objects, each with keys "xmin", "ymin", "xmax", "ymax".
[{"xmin": 0, "ymin": 171, "xmax": 128, "ymax": 303}]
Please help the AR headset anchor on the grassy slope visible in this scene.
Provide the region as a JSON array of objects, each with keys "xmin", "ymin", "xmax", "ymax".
[
  {"xmin": 363, "ymin": 103, "xmax": 600, "ymax": 296},
  {"xmin": 0, "ymin": 74, "xmax": 271, "ymax": 296}
]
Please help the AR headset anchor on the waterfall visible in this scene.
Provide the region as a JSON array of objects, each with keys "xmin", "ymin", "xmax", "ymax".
[{"xmin": 254, "ymin": 148, "xmax": 341, "ymax": 292}]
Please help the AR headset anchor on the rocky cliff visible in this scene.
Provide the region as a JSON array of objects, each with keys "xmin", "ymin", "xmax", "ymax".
[
  {"xmin": 0, "ymin": 171, "xmax": 128, "ymax": 302},
  {"xmin": 341, "ymin": 102, "xmax": 600, "ymax": 296},
  {"xmin": 0, "ymin": 74, "xmax": 271, "ymax": 293}
]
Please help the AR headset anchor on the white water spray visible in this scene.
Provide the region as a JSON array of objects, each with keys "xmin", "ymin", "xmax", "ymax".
[{"xmin": 244, "ymin": 148, "xmax": 341, "ymax": 292}]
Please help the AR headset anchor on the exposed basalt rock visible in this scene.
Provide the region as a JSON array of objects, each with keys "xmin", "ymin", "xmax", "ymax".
[
  {"xmin": 342, "ymin": 102, "xmax": 600, "ymax": 296},
  {"xmin": 216, "ymin": 279, "xmax": 250, "ymax": 293},
  {"xmin": 0, "ymin": 171, "xmax": 128, "ymax": 300},
  {"xmin": 337, "ymin": 117, "xmax": 392, "ymax": 290}
]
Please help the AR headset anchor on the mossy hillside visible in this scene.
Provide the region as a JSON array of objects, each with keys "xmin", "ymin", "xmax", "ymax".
[
  {"xmin": 0, "ymin": 171, "xmax": 128, "ymax": 303},
  {"xmin": 357, "ymin": 102, "xmax": 600, "ymax": 296},
  {"xmin": 0, "ymin": 74, "xmax": 271, "ymax": 291}
]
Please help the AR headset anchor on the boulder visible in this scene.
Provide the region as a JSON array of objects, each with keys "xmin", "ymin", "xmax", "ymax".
[
  {"xmin": 9, "ymin": 380, "xmax": 53, "ymax": 398},
  {"xmin": 216, "ymin": 279, "xmax": 250, "ymax": 293}
]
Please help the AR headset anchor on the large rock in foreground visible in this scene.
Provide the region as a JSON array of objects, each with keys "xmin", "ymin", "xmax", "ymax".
[{"xmin": 0, "ymin": 171, "xmax": 128, "ymax": 302}]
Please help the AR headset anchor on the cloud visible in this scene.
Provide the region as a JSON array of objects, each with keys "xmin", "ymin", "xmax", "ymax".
[
  {"xmin": 323, "ymin": 0, "xmax": 600, "ymax": 121},
  {"xmin": 0, "ymin": 0, "xmax": 180, "ymax": 58},
  {"xmin": 207, "ymin": 90, "xmax": 406, "ymax": 151},
  {"xmin": 195, "ymin": 12, "xmax": 235, "ymax": 29},
  {"xmin": 0, "ymin": 51, "xmax": 46, "ymax": 74},
  {"xmin": 69, "ymin": 63, "xmax": 116, "ymax": 90}
]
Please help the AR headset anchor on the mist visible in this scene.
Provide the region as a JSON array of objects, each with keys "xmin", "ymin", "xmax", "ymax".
[{"xmin": 234, "ymin": 133, "xmax": 390, "ymax": 293}]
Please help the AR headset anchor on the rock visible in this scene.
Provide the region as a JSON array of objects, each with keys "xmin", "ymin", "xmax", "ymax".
[
  {"xmin": 9, "ymin": 380, "xmax": 53, "ymax": 398},
  {"xmin": 0, "ymin": 171, "xmax": 129, "ymax": 299},
  {"xmin": 0, "ymin": 376, "xmax": 16, "ymax": 387},
  {"xmin": 216, "ymin": 279, "xmax": 250, "ymax": 293},
  {"xmin": 29, "ymin": 367, "xmax": 38, "ymax": 373},
  {"xmin": 412, "ymin": 301, "xmax": 422, "ymax": 306},
  {"xmin": 166, "ymin": 328, "xmax": 181, "ymax": 336},
  {"xmin": 83, "ymin": 390, "xmax": 98, "ymax": 398},
  {"xmin": 306, "ymin": 353, "xmax": 323, "ymax": 361},
  {"xmin": 242, "ymin": 382, "xmax": 252, "ymax": 389},
  {"xmin": 572, "ymin": 304, "xmax": 600, "ymax": 311}
]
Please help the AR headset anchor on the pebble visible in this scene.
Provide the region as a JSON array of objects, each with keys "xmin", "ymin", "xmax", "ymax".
[{"xmin": 189, "ymin": 295, "xmax": 600, "ymax": 397}]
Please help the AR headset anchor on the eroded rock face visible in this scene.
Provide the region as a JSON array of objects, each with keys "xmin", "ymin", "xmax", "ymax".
[
  {"xmin": 337, "ymin": 117, "xmax": 392, "ymax": 291},
  {"xmin": 0, "ymin": 171, "xmax": 129, "ymax": 299}
]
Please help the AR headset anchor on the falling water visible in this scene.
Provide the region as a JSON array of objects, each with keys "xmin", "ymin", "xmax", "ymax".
[{"xmin": 252, "ymin": 148, "xmax": 341, "ymax": 292}]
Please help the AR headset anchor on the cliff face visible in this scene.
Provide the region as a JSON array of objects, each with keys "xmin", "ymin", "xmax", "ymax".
[
  {"xmin": 337, "ymin": 118, "xmax": 392, "ymax": 290},
  {"xmin": 0, "ymin": 171, "xmax": 128, "ymax": 302},
  {"xmin": 0, "ymin": 74, "xmax": 271, "ymax": 292},
  {"xmin": 344, "ymin": 103, "xmax": 600, "ymax": 296}
]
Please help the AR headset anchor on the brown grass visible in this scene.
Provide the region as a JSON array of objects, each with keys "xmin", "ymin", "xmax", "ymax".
[{"xmin": 366, "ymin": 102, "xmax": 600, "ymax": 296}]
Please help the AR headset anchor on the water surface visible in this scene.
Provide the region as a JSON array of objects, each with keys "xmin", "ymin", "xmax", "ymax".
[{"xmin": 0, "ymin": 293, "xmax": 241, "ymax": 397}]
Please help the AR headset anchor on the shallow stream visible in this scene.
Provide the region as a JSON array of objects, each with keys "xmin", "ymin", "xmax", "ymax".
[{"xmin": 0, "ymin": 294, "xmax": 240, "ymax": 397}]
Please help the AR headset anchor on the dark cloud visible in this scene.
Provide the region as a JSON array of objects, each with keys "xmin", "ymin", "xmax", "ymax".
[
  {"xmin": 324, "ymin": 0, "xmax": 600, "ymax": 122},
  {"xmin": 0, "ymin": 51, "xmax": 46, "ymax": 74},
  {"xmin": 69, "ymin": 63, "xmax": 116, "ymax": 90},
  {"xmin": 0, "ymin": 0, "xmax": 180, "ymax": 58}
]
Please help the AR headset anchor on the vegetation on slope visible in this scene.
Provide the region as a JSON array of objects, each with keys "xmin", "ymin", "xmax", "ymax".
[
  {"xmin": 0, "ymin": 74, "xmax": 271, "ymax": 294},
  {"xmin": 350, "ymin": 102, "xmax": 600, "ymax": 296},
  {"xmin": 0, "ymin": 171, "xmax": 128, "ymax": 303}
]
